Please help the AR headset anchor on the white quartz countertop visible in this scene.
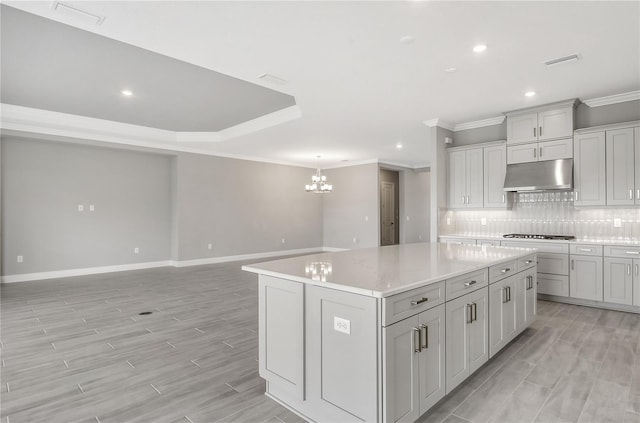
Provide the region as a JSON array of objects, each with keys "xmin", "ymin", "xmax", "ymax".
[
  {"xmin": 242, "ymin": 243, "xmax": 534, "ymax": 298},
  {"xmin": 440, "ymin": 234, "xmax": 640, "ymax": 247}
]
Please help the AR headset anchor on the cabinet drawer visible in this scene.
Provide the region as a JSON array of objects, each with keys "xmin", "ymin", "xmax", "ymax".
[
  {"xmin": 537, "ymin": 253, "xmax": 569, "ymax": 275},
  {"xmin": 518, "ymin": 254, "xmax": 537, "ymax": 271},
  {"xmin": 477, "ymin": 239, "xmax": 501, "ymax": 247},
  {"xmin": 538, "ymin": 274, "xmax": 569, "ymax": 297},
  {"xmin": 382, "ymin": 281, "xmax": 445, "ymax": 326},
  {"xmin": 604, "ymin": 245, "xmax": 640, "ymax": 258},
  {"xmin": 489, "ymin": 260, "xmax": 517, "ymax": 283},
  {"xmin": 570, "ymin": 244, "xmax": 603, "ymax": 256},
  {"xmin": 500, "ymin": 241, "xmax": 568, "ymax": 254},
  {"xmin": 440, "ymin": 237, "xmax": 476, "ymax": 246},
  {"xmin": 446, "ymin": 269, "xmax": 488, "ymax": 301}
]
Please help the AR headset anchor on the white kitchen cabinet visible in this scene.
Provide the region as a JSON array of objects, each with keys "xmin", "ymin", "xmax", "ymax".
[
  {"xmin": 606, "ymin": 127, "xmax": 636, "ymax": 206},
  {"xmin": 507, "ymin": 138, "xmax": 572, "ymax": 164},
  {"xmin": 445, "ymin": 287, "xmax": 488, "ymax": 393},
  {"xmin": 483, "ymin": 144, "xmax": 510, "ymax": 208},
  {"xmin": 635, "ymin": 259, "xmax": 640, "ymax": 307},
  {"xmin": 603, "ymin": 257, "xmax": 634, "ymax": 305},
  {"xmin": 574, "ymin": 131, "xmax": 606, "ymax": 206},
  {"xmin": 515, "ymin": 268, "xmax": 537, "ymax": 332},
  {"xmin": 570, "ymin": 254, "xmax": 603, "ymax": 302},
  {"xmin": 383, "ymin": 304, "xmax": 445, "ymax": 422},
  {"xmin": 448, "ymin": 148, "xmax": 484, "ymax": 209},
  {"xmin": 635, "ymin": 127, "xmax": 640, "ymax": 204},
  {"xmin": 506, "ymin": 104, "xmax": 574, "ymax": 145},
  {"xmin": 489, "ymin": 276, "xmax": 517, "ymax": 357}
]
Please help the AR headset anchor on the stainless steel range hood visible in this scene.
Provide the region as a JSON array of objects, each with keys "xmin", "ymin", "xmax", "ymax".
[{"xmin": 503, "ymin": 159, "xmax": 573, "ymax": 192}]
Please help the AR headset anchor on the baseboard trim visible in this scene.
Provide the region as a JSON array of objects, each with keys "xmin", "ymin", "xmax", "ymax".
[
  {"xmin": 1, "ymin": 261, "xmax": 174, "ymax": 283},
  {"xmin": 1, "ymin": 247, "xmax": 344, "ymax": 283},
  {"xmin": 538, "ymin": 293, "xmax": 640, "ymax": 314}
]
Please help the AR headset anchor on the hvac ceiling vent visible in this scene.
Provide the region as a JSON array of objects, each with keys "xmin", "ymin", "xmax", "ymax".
[
  {"xmin": 258, "ymin": 73, "xmax": 287, "ymax": 85},
  {"xmin": 544, "ymin": 53, "xmax": 580, "ymax": 67},
  {"xmin": 51, "ymin": 1, "xmax": 105, "ymax": 25}
]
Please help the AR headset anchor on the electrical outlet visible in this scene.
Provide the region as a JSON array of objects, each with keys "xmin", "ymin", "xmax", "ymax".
[
  {"xmin": 134, "ymin": 247, "xmax": 139, "ymax": 254},
  {"xmin": 89, "ymin": 205, "xmax": 95, "ymax": 212},
  {"xmin": 418, "ymin": 235, "xmax": 422, "ymax": 241},
  {"xmin": 353, "ymin": 237, "xmax": 358, "ymax": 244},
  {"xmin": 446, "ymin": 218, "xmax": 451, "ymax": 225},
  {"xmin": 77, "ymin": 204, "xmax": 84, "ymax": 212},
  {"xmin": 614, "ymin": 218, "xmax": 622, "ymax": 228},
  {"xmin": 364, "ymin": 215, "xmax": 369, "ymax": 222},
  {"xmin": 481, "ymin": 218, "xmax": 487, "ymax": 226},
  {"xmin": 333, "ymin": 316, "xmax": 351, "ymax": 335},
  {"xmin": 406, "ymin": 215, "xmax": 410, "ymax": 221},
  {"xmin": 16, "ymin": 255, "xmax": 23, "ymax": 263},
  {"xmin": 207, "ymin": 243, "xmax": 212, "ymax": 250},
  {"xmin": 281, "ymin": 238, "xmax": 285, "ymax": 244}
]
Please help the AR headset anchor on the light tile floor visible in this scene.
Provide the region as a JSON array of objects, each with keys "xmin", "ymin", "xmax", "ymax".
[{"xmin": 1, "ymin": 260, "xmax": 639, "ymax": 423}]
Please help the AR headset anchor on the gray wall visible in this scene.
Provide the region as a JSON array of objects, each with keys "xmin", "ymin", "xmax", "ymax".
[
  {"xmin": 451, "ymin": 100, "xmax": 640, "ymax": 147},
  {"xmin": 174, "ymin": 152, "xmax": 323, "ymax": 260},
  {"xmin": 1, "ymin": 137, "xmax": 172, "ymax": 274},
  {"xmin": 322, "ymin": 163, "xmax": 380, "ymax": 249},
  {"xmin": 400, "ymin": 170, "xmax": 430, "ymax": 244}
]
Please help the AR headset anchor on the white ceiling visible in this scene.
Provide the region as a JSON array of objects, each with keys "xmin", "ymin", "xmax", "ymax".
[{"xmin": 4, "ymin": 1, "xmax": 640, "ymax": 168}]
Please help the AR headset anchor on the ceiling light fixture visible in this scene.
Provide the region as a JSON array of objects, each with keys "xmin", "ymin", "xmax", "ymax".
[
  {"xmin": 444, "ymin": 67, "xmax": 457, "ymax": 73},
  {"xmin": 396, "ymin": 143, "xmax": 403, "ymax": 149},
  {"xmin": 121, "ymin": 90, "xmax": 133, "ymax": 96},
  {"xmin": 544, "ymin": 53, "xmax": 580, "ymax": 67},
  {"xmin": 525, "ymin": 91, "xmax": 536, "ymax": 97},
  {"xmin": 305, "ymin": 156, "xmax": 333, "ymax": 194},
  {"xmin": 399, "ymin": 35, "xmax": 416, "ymax": 45},
  {"xmin": 473, "ymin": 44, "xmax": 487, "ymax": 53}
]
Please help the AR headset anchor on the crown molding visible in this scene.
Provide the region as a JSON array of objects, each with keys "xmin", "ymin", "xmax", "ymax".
[
  {"xmin": 423, "ymin": 118, "xmax": 454, "ymax": 131},
  {"xmin": 582, "ymin": 90, "xmax": 640, "ymax": 108},
  {"xmin": 453, "ymin": 115, "xmax": 505, "ymax": 132}
]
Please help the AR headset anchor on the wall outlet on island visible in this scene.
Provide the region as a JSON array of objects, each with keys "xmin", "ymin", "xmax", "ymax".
[
  {"xmin": 333, "ymin": 316, "xmax": 351, "ymax": 335},
  {"xmin": 17, "ymin": 255, "xmax": 23, "ymax": 263},
  {"xmin": 481, "ymin": 218, "xmax": 487, "ymax": 226},
  {"xmin": 614, "ymin": 218, "xmax": 622, "ymax": 228},
  {"xmin": 207, "ymin": 243, "xmax": 212, "ymax": 250},
  {"xmin": 134, "ymin": 247, "xmax": 139, "ymax": 254}
]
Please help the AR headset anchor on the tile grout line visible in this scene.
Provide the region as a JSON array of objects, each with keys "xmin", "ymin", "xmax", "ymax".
[
  {"xmin": 77, "ymin": 383, "xmax": 84, "ymax": 394},
  {"xmin": 184, "ymin": 416, "xmax": 194, "ymax": 423},
  {"xmin": 150, "ymin": 383, "xmax": 161, "ymax": 395}
]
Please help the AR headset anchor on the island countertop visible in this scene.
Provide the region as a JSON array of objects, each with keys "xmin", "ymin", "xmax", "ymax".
[{"xmin": 242, "ymin": 242, "xmax": 535, "ymax": 298}]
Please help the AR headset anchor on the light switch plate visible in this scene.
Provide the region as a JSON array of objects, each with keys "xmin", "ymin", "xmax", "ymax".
[
  {"xmin": 334, "ymin": 316, "xmax": 350, "ymax": 335},
  {"xmin": 614, "ymin": 218, "xmax": 622, "ymax": 228},
  {"xmin": 481, "ymin": 218, "xmax": 487, "ymax": 226}
]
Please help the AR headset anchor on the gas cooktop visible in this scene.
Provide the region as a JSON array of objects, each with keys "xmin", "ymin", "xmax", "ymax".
[{"xmin": 502, "ymin": 234, "xmax": 576, "ymax": 241}]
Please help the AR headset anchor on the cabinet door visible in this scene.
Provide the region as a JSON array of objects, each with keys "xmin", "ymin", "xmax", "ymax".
[
  {"xmin": 445, "ymin": 294, "xmax": 471, "ymax": 393},
  {"xmin": 467, "ymin": 287, "xmax": 489, "ymax": 375},
  {"xmin": 537, "ymin": 273, "xmax": 569, "ymax": 297},
  {"xmin": 635, "ymin": 128, "xmax": 640, "ymax": 204},
  {"xmin": 606, "ymin": 128, "xmax": 635, "ymax": 205},
  {"xmin": 483, "ymin": 144, "xmax": 509, "ymax": 208},
  {"xmin": 538, "ymin": 107, "xmax": 573, "ymax": 141},
  {"xmin": 466, "ymin": 148, "xmax": 484, "ymax": 208},
  {"xmin": 604, "ymin": 257, "xmax": 633, "ymax": 305},
  {"xmin": 418, "ymin": 305, "xmax": 446, "ymax": 414},
  {"xmin": 634, "ymin": 259, "xmax": 640, "ymax": 307},
  {"xmin": 489, "ymin": 277, "xmax": 516, "ymax": 358},
  {"xmin": 507, "ymin": 143, "xmax": 538, "ymax": 164},
  {"xmin": 507, "ymin": 113, "xmax": 538, "ymax": 144},
  {"xmin": 524, "ymin": 270, "xmax": 537, "ymax": 326},
  {"xmin": 383, "ymin": 315, "xmax": 420, "ymax": 423},
  {"xmin": 570, "ymin": 255, "xmax": 603, "ymax": 301},
  {"xmin": 448, "ymin": 150, "xmax": 467, "ymax": 209},
  {"xmin": 574, "ymin": 132, "xmax": 606, "ymax": 206},
  {"xmin": 538, "ymin": 138, "xmax": 573, "ymax": 161}
]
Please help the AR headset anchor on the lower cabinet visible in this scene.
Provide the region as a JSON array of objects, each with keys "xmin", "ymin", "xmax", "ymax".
[
  {"xmin": 516, "ymin": 268, "xmax": 537, "ymax": 331},
  {"xmin": 604, "ymin": 257, "xmax": 635, "ymax": 305},
  {"xmin": 383, "ymin": 305, "xmax": 445, "ymax": 423},
  {"xmin": 489, "ymin": 276, "xmax": 517, "ymax": 357},
  {"xmin": 570, "ymin": 255, "xmax": 603, "ymax": 301},
  {"xmin": 445, "ymin": 287, "xmax": 488, "ymax": 393}
]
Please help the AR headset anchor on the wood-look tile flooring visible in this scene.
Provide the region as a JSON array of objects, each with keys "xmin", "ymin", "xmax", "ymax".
[{"xmin": 2, "ymin": 261, "xmax": 640, "ymax": 423}]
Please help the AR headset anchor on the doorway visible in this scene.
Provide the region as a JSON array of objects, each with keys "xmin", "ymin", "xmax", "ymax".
[{"xmin": 380, "ymin": 169, "xmax": 400, "ymax": 246}]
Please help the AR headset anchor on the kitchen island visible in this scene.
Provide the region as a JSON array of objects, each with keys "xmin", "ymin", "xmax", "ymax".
[{"xmin": 242, "ymin": 243, "xmax": 537, "ymax": 423}]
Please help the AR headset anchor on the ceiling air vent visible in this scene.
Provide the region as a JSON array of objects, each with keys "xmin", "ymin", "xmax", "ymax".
[
  {"xmin": 258, "ymin": 73, "xmax": 287, "ymax": 85},
  {"xmin": 51, "ymin": 1, "xmax": 105, "ymax": 25},
  {"xmin": 544, "ymin": 53, "xmax": 580, "ymax": 67}
]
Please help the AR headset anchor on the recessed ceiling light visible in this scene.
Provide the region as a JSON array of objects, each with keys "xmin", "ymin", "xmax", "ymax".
[
  {"xmin": 400, "ymin": 35, "xmax": 416, "ymax": 45},
  {"xmin": 121, "ymin": 90, "xmax": 133, "ymax": 96},
  {"xmin": 396, "ymin": 143, "xmax": 403, "ymax": 149},
  {"xmin": 525, "ymin": 91, "xmax": 536, "ymax": 97},
  {"xmin": 473, "ymin": 44, "xmax": 487, "ymax": 53},
  {"xmin": 444, "ymin": 67, "xmax": 457, "ymax": 73}
]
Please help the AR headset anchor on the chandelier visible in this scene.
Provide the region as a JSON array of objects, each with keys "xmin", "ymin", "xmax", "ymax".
[{"xmin": 305, "ymin": 156, "xmax": 333, "ymax": 193}]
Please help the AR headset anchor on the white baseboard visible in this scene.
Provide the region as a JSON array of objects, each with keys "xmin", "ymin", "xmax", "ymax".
[
  {"xmin": 1, "ymin": 247, "xmax": 343, "ymax": 283},
  {"xmin": 1, "ymin": 261, "xmax": 173, "ymax": 283}
]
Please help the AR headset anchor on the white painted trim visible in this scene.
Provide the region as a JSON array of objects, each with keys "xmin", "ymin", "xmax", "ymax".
[
  {"xmin": 322, "ymin": 247, "xmax": 350, "ymax": 252},
  {"xmin": 453, "ymin": 115, "xmax": 505, "ymax": 132},
  {"xmin": 582, "ymin": 91, "xmax": 640, "ymax": 108},
  {"xmin": 1, "ymin": 261, "xmax": 173, "ymax": 283},
  {"xmin": 423, "ymin": 118, "xmax": 454, "ymax": 131},
  {"xmin": 322, "ymin": 158, "xmax": 380, "ymax": 170}
]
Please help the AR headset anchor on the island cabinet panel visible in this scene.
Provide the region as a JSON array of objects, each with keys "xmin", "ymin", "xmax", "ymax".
[
  {"xmin": 515, "ymin": 268, "xmax": 537, "ymax": 332},
  {"xmin": 445, "ymin": 287, "xmax": 488, "ymax": 394},
  {"xmin": 258, "ymin": 276, "xmax": 304, "ymax": 399},
  {"xmin": 306, "ymin": 285, "xmax": 379, "ymax": 423},
  {"xmin": 383, "ymin": 304, "xmax": 445, "ymax": 423},
  {"xmin": 488, "ymin": 276, "xmax": 517, "ymax": 358}
]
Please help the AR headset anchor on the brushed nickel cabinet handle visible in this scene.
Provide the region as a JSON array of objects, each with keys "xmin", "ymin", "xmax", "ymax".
[
  {"xmin": 525, "ymin": 260, "xmax": 533, "ymax": 264},
  {"xmin": 503, "ymin": 287, "xmax": 508, "ymax": 303},
  {"xmin": 575, "ymin": 191, "xmax": 579, "ymax": 201},
  {"xmin": 411, "ymin": 297, "xmax": 429, "ymax": 306},
  {"xmin": 414, "ymin": 327, "xmax": 422, "ymax": 353},
  {"xmin": 467, "ymin": 304, "xmax": 473, "ymax": 324},
  {"xmin": 625, "ymin": 251, "xmax": 640, "ymax": 255},
  {"xmin": 462, "ymin": 196, "xmax": 465, "ymax": 204},
  {"xmin": 533, "ymin": 148, "xmax": 537, "ymax": 158},
  {"xmin": 578, "ymin": 248, "xmax": 592, "ymax": 252},
  {"xmin": 508, "ymin": 286, "xmax": 511, "ymax": 302},
  {"xmin": 628, "ymin": 264, "xmax": 632, "ymax": 276},
  {"xmin": 571, "ymin": 259, "xmax": 575, "ymax": 271},
  {"xmin": 464, "ymin": 280, "xmax": 477, "ymax": 287},
  {"xmin": 421, "ymin": 324, "xmax": 429, "ymax": 349},
  {"xmin": 533, "ymin": 127, "xmax": 536, "ymax": 137},
  {"xmin": 539, "ymin": 146, "xmax": 543, "ymax": 157},
  {"xmin": 502, "ymin": 193, "xmax": 505, "ymax": 203},
  {"xmin": 630, "ymin": 189, "xmax": 634, "ymax": 200},
  {"xmin": 636, "ymin": 264, "xmax": 639, "ymax": 277},
  {"xmin": 539, "ymin": 126, "xmax": 542, "ymax": 137},
  {"xmin": 501, "ymin": 268, "xmax": 511, "ymax": 273},
  {"xmin": 637, "ymin": 189, "xmax": 639, "ymax": 200},
  {"xmin": 473, "ymin": 302, "xmax": 477, "ymax": 322}
]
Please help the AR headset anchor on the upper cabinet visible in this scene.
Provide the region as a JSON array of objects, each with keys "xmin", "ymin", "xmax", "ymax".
[
  {"xmin": 606, "ymin": 127, "xmax": 636, "ymax": 205},
  {"xmin": 506, "ymin": 100, "xmax": 577, "ymax": 145},
  {"xmin": 483, "ymin": 144, "xmax": 510, "ymax": 208},
  {"xmin": 574, "ymin": 131, "xmax": 606, "ymax": 206},
  {"xmin": 506, "ymin": 138, "xmax": 573, "ymax": 164}
]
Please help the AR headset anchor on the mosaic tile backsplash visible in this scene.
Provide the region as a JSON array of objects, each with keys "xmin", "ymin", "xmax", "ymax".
[{"xmin": 440, "ymin": 191, "xmax": 640, "ymax": 242}]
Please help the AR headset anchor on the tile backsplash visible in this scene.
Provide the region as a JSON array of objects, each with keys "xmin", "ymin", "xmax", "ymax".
[{"xmin": 440, "ymin": 191, "xmax": 640, "ymax": 241}]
